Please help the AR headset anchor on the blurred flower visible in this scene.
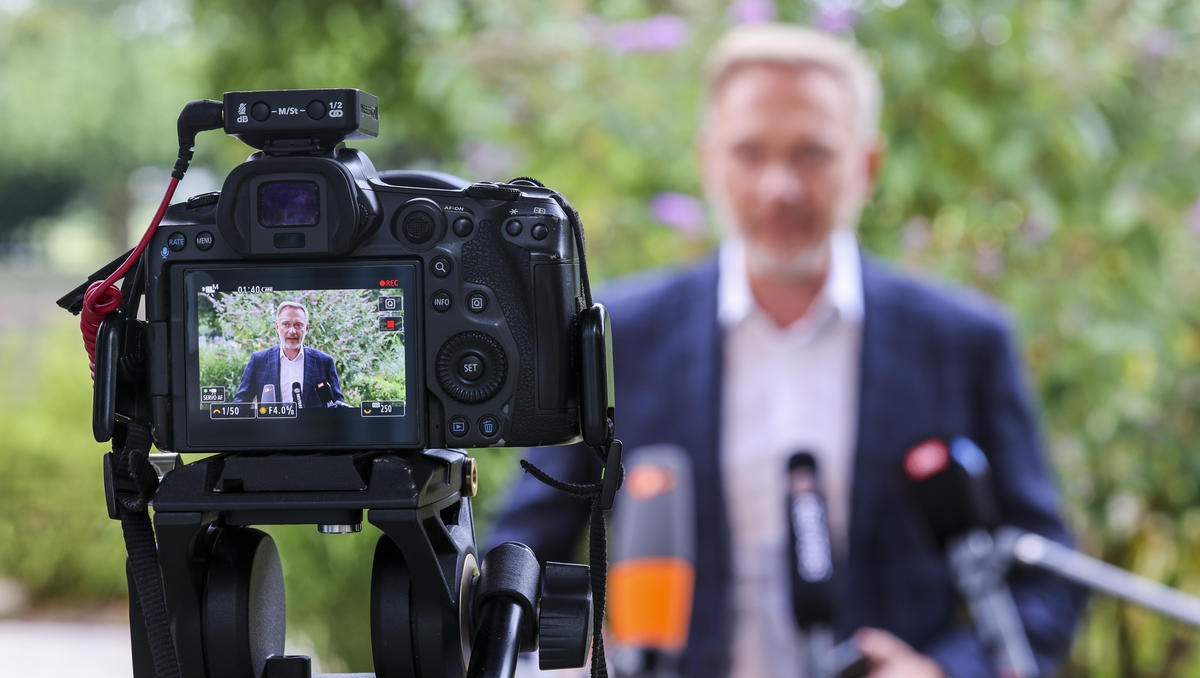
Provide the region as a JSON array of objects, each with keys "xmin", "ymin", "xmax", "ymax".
[
  {"xmin": 590, "ymin": 14, "xmax": 690, "ymax": 53},
  {"xmin": 1141, "ymin": 28, "xmax": 1178, "ymax": 59},
  {"xmin": 650, "ymin": 192, "xmax": 706, "ymax": 233},
  {"xmin": 973, "ymin": 244, "xmax": 1005, "ymax": 279},
  {"xmin": 901, "ymin": 216, "xmax": 931, "ymax": 252},
  {"xmin": 728, "ymin": 0, "xmax": 777, "ymax": 24},
  {"xmin": 1020, "ymin": 216, "xmax": 1052, "ymax": 245},
  {"xmin": 460, "ymin": 140, "xmax": 521, "ymax": 181},
  {"xmin": 814, "ymin": 5, "xmax": 859, "ymax": 33}
]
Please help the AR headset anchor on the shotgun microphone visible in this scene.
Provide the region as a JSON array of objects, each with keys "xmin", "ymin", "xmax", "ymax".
[
  {"xmin": 609, "ymin": 445, "xmax": 695, "ymax": 678},
  {"xmin": 903, "ymin": 437, "xmax": 1038, "ymax": 678}
]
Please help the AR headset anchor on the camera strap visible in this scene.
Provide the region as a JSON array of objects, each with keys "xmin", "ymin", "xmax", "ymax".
[
  {"xmin": 108, "ymin": 420, "xmax": 182, "ymax": 678},
  {"xmin": 520, "ymin": 438, "xmax": 623, "ymax": 678}
]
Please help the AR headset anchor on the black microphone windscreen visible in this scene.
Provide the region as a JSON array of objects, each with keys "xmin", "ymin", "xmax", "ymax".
[
  {"xmin": 315, "ymin": 381, "xmax": 334, "ymax": 404},
  {"xmin": 788, "ymin": 450, "xmax": 834, "ymax": 628},
  {"xmin": 903, "ymin": 437, "xmax": 999, "ymax": 548}
]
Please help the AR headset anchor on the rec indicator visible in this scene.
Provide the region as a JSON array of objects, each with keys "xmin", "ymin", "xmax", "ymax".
[{"xmin": 360, "ymin": 400, "xmax": 406, "ymax": 417}]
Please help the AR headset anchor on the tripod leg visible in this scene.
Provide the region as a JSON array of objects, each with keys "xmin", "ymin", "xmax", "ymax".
[{"xmin": 202, "ymin": 527, "xmax": 286, "ymax": 678}]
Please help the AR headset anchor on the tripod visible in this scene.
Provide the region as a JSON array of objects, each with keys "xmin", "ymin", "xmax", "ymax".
[{"xmin": 109, "ymin": 449, "xmax": 592, "ymax": 678}]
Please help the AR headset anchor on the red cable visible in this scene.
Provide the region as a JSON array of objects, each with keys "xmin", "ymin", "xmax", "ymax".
[{"xmin": 81, "ymin": 176, "xmax": 181, "ymax": 378}]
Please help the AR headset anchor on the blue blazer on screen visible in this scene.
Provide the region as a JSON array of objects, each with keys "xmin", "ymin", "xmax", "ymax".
[
  {"xmin": 233, "ymin": 346, "xmax": 344, "ymax": 408},
  {"xmin": 489, "ymin": 253, "xmax": 1084, "ymax": 678}
]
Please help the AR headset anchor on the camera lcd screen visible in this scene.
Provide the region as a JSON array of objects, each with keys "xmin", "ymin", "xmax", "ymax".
[
  {"xmin": 183, "ymin": 262, "xmax": 422, "ymax": 450},
  {"xmin": 258, "ymin": 181, "xmax": 320, "ymax": 227}
]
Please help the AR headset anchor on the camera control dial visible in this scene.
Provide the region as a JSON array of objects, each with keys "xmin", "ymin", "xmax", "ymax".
[{"xmin": 436, "ymin": 331, "xmax": 507, "ymax": 403}]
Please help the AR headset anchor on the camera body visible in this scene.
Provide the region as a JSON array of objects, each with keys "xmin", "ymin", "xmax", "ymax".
[{"xmin": 144, "ymin": 89, "xmax": 586, "ymax": 452}]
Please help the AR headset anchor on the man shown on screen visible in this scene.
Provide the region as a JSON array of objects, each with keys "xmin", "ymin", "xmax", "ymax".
[{"xmin": 234, "ymin": 301, "xmax": 345, "ymax": 408}]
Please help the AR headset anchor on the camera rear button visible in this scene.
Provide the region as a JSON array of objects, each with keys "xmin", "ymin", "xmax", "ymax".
[
  {"xmin": 466, "ymin": 292, "xmax": 488, "ymax": 313},
  {"xmin": 457, "ymin": 353, "xmax": 485, "ymax": 382},
  {"xmin": 449, "ymin": 416, "xmax": 469, "ymax": 438},
  {"xmin": 453, "ymin": 216, "xmax": 474, "ymax": 237},
  {"xmin": 167, "ymin": 232, "xmax": 187, "ymax": 252},
  {"xmin": 431, "ymin": 290, "xmax": 453, "ymax": 312},
  {"xmin": 531, "ymin": 223, "xmax": 550, "ymax": 240},
  {"xmin": 195, "ymin": 231, "xmax": 215, "ymax": 251},
  {"xmin": 478, "ymin": 415, "xmax": 500, "ymax": 438},
  {"xmin": 431, "ymin": 256, "xmax": 452, "ymax": 278},
  {"xmin": 505, "ymin": 219, "xmax": 523, "ymax": 236}
]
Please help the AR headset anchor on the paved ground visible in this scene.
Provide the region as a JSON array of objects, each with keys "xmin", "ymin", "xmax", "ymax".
[{"xmin": 0, "ymin": 619, "xmax": 132, "ymax": 677}]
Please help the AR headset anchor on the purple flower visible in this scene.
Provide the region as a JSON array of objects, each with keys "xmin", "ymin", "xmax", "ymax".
[
  {"xmin": 460, "ymin": 140, "xmax": 521, "ymax": 181},
  {"xmin": 901, "ymin": 217, "xmax": 931, "ymax": 252},
  {"xmin": 814, "ymin": 5, "xmax": 859, "ymax": 33},
  {"xmin": 1142, "ymin": 28, "xmax": 1178, "ymax": 59},
  {"xmin": 1021, "ymin": 216, "xmax": 1052, "ymax": 245},
  {"xmin": 728, "ymin": 0, "xmax": 777, "ymax": 24},
  {"xmin": 974, "ymin": 245, "xmax": 1005, "ymax": 279},
  {"xmin": 593, "ymin": 14, "xmax": 690, "ymax": 53},
  {"xmin": 650, "ymin": 192, "xmax": 706, "ymax": 233}
]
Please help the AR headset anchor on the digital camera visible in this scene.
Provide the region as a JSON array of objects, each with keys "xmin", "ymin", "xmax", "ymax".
[{"xmin": 142, "ymin": 89, "xmax": 594, "ymax": 452}]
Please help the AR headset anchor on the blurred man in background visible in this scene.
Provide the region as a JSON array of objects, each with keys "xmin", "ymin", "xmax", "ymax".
[{"xmin": 492, "ymin": 23, "xmax": 1082, "ymax": 678}]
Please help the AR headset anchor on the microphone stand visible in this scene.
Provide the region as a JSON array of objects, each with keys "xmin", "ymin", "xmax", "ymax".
[{"xmin": 993, "ymin": 527, "xmax": 1200, "ymax": 628}]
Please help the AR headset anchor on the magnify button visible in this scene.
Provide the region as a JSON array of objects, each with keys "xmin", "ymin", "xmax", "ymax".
[{"xmin": 431, "ymin": 256, "xmax": 452, "ymax": 278}]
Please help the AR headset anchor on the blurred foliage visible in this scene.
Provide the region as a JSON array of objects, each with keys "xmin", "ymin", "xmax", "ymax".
[
  {"xmin": 4, "ymin": 0, "xmax": 1200, "ymax": 675},
  {"xmin": 199, "ymin": 289, "xmax": 407, "ymax": 404}
]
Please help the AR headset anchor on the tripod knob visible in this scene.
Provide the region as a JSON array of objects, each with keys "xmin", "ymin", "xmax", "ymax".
[{"xmin": 538, "ymin": 562, "xmax": 593, "ymax": 670}]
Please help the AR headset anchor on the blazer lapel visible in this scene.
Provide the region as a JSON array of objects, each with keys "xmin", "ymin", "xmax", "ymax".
[{"xmin": 266, "ymin": 346, "xmax": 281, "ymax": 401}]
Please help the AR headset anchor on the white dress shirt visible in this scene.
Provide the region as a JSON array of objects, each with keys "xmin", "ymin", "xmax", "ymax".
[
  {"xmin": 719, "ymin": 228, "xmax": 864, "ymax": 678},
  {"xmin": 280, "ymin": 346, "xmax": 305, "ymax": 405}
]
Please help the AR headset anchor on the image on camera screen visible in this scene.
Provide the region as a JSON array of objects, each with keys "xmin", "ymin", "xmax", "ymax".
[{"xmin": 196, "ymin": 286, "xmax": 406, "ymax": 420}]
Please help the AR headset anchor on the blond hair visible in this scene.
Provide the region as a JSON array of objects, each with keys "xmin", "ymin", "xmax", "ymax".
[
  {"xmin": 704, "ymin": 23, "xmax": 882, "ymax": 142},
  {"xmin": 276, "ymin": 301, "xmax": 308, "ymax": 323}
]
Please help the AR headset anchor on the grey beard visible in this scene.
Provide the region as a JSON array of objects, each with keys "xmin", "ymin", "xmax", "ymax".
[{"xmin": 743, "ymin": 236, "xmax": 832, "ymax": 282}]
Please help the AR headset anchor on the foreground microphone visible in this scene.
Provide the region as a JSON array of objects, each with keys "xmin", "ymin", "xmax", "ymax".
[
  {"xmin": 787, "ymin": 453, "xmax": 868, "ymax": 678},
  {"xmin": 291, "ymin": 381, "xmax": 303, "ymax": 408},
  {"xmin": 787, "ymin": 452, "xmax": 836, "ymax": 678},
  {"xmin": 609, "ymin": 445, "xmax": 695, "ymax": 678},
  {"xmin": 903, "ymin": 437, "xmax": 1038, "ymax": 678},
  {"xmin": 316, "ymin": 381, "xmax": 335, "ymax": 407}
]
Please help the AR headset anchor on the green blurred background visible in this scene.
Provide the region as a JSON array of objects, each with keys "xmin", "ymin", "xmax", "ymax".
[{"xmin": 2, "ymin": 0, "xmax": 1200, "ymax": 675}]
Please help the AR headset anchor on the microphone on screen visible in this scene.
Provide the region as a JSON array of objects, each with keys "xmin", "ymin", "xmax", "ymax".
[
  {"xmin": 609, "ymin": 445, "xmax": 695, "ymax": 678},
  {"xmin": 291, "ymin": 381, "xmax": 303, "ymax": 408}
]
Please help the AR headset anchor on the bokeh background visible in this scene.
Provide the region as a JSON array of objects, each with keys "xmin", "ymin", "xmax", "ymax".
[{"xmin": 2, "ymin": 0, "xmax": 1200, "ymax": 675}]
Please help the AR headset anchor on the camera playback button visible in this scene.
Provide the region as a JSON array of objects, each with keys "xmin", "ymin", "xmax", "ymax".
[{"xmin": 449, "ymin": 416, "xmax": 470, "ymax": 438}]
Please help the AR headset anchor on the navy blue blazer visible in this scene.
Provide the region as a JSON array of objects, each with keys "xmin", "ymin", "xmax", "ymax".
[
  {"xmin": 233, "ymin": 346, "xmax": 345, "ymax": 408},
  {"xmin": 490, "ymin": 254, "xmax": 1083, "ymax": 678}
]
